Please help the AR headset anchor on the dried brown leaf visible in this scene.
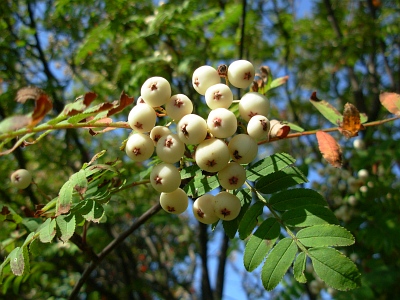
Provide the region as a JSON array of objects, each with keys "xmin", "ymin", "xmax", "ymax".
[
  {"xmin": 379, "ymin": 92, "xmax": 400, "ymax": 115},
  {"xmin": 339, "ymin": 103, "xmax": 364, "ymax": 139},
  {"xmin": 15, "ymin": 86, "xmax": 44, "ymax": 103},
  {"xmin": 316, "ymin": 131, "xmax": 342, "ymax": 168},
  {"xmin": 107, "ymin": 91, "xmax": 135, "ymax": 117},
  {"xmin": 30, "ymin": 93, "xmax": 53, "ymax": 127}
]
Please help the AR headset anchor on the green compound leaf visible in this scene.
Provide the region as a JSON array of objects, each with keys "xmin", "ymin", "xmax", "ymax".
[
  {"xmin": 308, "ymin": 247, "xmax": 361, "ymax": 290},
  {"xmin": 293, "ymin": 252, "xmax": 307, "ymax": 283},
  {"xmin": 297, "ymin": 224, "xmax": 355, "ymax": 247},
  {"xmin": 56, "ymin": 213, "xmax": 76, "ymax": 242},
  {"xmin": 244, "ymin": 218, "xmax": 280, "ymax": 272},
  {"xmin": 39, "ymin": 218, "xmax": 57, "ymax": 243},
  {"xmin": 246, "ymin": 153, "xmax": 295, "ymax": 182},
  {"xmin": 282, "ymin": 205, "xmax": 339, "ymax": 227},
  {"xmin": 10, "ymin": 247, "xmax": 24, "ymax": 276},
  {"xmin": 180, "ymin": 164, "xmax": 200, "ymax": 180},
  {"xmin": 261, "ymin": 237, "xmax": 298, "ymax": 291},
  {"xmin": 269, "ymin": 188, "xmax": 327, "ymax": 211},
  {"xmin": 184, "ymin": 174, "xmax": 219, "ymax": 198},
  {"xmin": 238, "ymin": 201, "xmax": 265, "ymax": 240},
  {"xmin": 223, "ymin": 189, "xmax": 252, "ymax": 239},
  {"xmin": 79, "ymin": 199, "xmax": 104, "ymax": 223},
  {"xmin": 255, "ymin": 166, "xmax": 308, "ymax": 194},
  {"xmin": 310, "ymin": 92, "xmax": 343, "ymax": 125}
]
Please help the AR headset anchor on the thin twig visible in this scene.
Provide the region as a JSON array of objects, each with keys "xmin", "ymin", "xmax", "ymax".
[{"xmin": 68, "ymin": 202, "xmax": 162, "ymax": 300}]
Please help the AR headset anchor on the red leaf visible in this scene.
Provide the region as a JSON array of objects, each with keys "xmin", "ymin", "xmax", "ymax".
[
  {"xmin": 83, "ymin": 92, "xmax": 97, "ymax": 106},
  {"xmin": 379, "ymin": 92, "xmax": 400, "ymax": 115},
  {"xmin": 316, "ymin": 131, "xmax": 342, "ymax": 168},
  {"xmin": 30, "ymin": 93, "xmax": 53, "ymax": 127}
]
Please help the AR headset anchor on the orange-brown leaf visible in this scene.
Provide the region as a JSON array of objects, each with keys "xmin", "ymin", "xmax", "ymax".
[
  {"xmin": 30, "ymin": 93, "xmax": 53, "ymax": 127},
  {"xmin": 379, "ymin": 92, "xmax": 400, "ymax": 115},
  {"xmin": 107, "ymin": 91, "xmax": 134, "ymax": 117},
  {"xmin": 339, "ymin": 103, "xmax": 363, "ymax": 139},
  {"xmin": 316, "ymin": 131, "xmax": 342, "ymax": 168}
]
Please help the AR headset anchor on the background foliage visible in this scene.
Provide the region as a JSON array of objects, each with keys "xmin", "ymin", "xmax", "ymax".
[{"xmin": 0, "ymin": 0, "xmax": 399, "ymax": 299}]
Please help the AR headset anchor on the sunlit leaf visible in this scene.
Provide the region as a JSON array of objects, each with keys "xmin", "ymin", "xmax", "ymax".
[
  {"xmin": 293, "ymin": 252, "xmax": 307, "ymax": 283},
  {"xmin": 107, "ymin": 91, "xmax": 135, "ymax": 116},
  {"xmin": 243, "ymin": 218, "xmax": 280, "ymax": 272},
  {"xmin": 56, "ymin": 180, "xmax": 73, "ymax": 215},
  {"xmin": 379, "ymin": 92, "xmax": 400, "ymax": 115},
  {"xmin": 269, "ymin": 75, "xmax": 289, "ymax": 90},
  {"xmin": 297, "ymin": 224, "xmax": 355, "ymax": 247},
  {"xmin": 316, "ymin": 131, "xmax": 342, "ymax": 168},
  {"xmin": 246, "ymin": 153, "xmax": 295, "ymax": 181},
  {"xmin": 79, "ymin": 199, "xmax": 104, "ymax": 223},
  {"xmin": 261, "ymin": 237, "xmax": 298, "ymax": 291},
  {"xmin": 10, "ymin": 247, "xmax": 24, "ymax": 276},
  {"xmin": 339, "ymin": 103, "xmax": 364, "ymax": 139},
  {"xmin": 39, "ymin": 218, "xmax": 57, "ymax": 243},
  {"xmin": 308, "ymin": 247, "xmax": 361, "ymax": 290},
  {"xmin": 56, "ymin": 214, "xmax": 76, "ymax": 242},
  {"xmin": 310, "ymin": 92, "xmax": 343, "ymax": 125}
]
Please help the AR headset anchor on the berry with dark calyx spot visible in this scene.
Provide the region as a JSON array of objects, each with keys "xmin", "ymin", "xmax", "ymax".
[
  {"xmin": 150, "ymin": 126, "xmax": 172, "ymax": 146},
  {"xmin": 125, "ymin": 133, "xmax": 154, "ymax": 162},
  {"xmin": 227, "ymin": 60, "xmax": 255, "ymax": 89},
  {"xmin": 165, "ymin": 94, "xmax": 193, "ymax": 121},
  {"xmin": 10, "ymin": 169, "xmax": 32, "ymax": 189},
  {"xmin": 214, "ymin": 191, "xmax": 241, "ymax": 221},
  {"xmin": 247, "ymin": 115, "xmax": 270, "ymax": 141},
  {"xmin": 140, "ymin": 76, "xmax": 171, "ymax": 107},
  {"xmin": 195, "ymin": 138, "xmax": 230, "ymax": 173},
  {"xmin": 160, "ymin": 188, "xmax": 188, "ymax": 214},
  {"xmin": 228, "ymin": 134, "xmax": 258, "ymax": 164},
  {"xmin": 205, "ymin": 83, "xmax": 233, "ymax": 110},
  {"xmin": 192, "ymin": 194, "xmax": 219, "ymax": 224},
  {"xmin": 192, "ymin": 65, "xmax": 221, "ymax": 95},
  {"xmin": 127, "ymin": 103, "xmax": 157, "ymax": 133},
  {"xmin": 177, "ymin": 114, "xmax": 208, "ymax": 145},
  {"xmin": 207, "ymin": 108, "xmax": 237, "ymax": 138},
  {"xmin": 238, "ymin": 92, "xmax": 270, "ymax": 122},
  {"xmin": 217, "ymin": 162, "xmax": 246, "ymax": 190},
  {"xmin": 150, "ymin": 163, "xmax": 181, "ymax": 193},
  {"xmin": 156, "ymin": 133, "xmax": 185, "ymax": 163}
]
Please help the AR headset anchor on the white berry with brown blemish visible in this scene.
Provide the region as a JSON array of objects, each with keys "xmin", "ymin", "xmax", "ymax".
[
  {"xmin": 205, "ymin": 83, "xmax": 233, "ymax": 110},
  {"xmin": 125, "ymin": 133, "xmax": 154, "ymax": 162},
  {"xmin": 127, "ymin": 103, "xmax": 157, "ymax": 133},
  {"xmin": 192, "ymin": 65, "xmax": 221, "ymax": 95},
  {"xmin": 207, "ymin": 108, "xmax": 237, "ymax": 138},
  {"xmin": 156, "ymin": 133, "xmax": 185, "ymax": 163},
  {"xmin": 10, "ymin": 169, "xmax": 32, "ymax": 189},
  {"xmin": 228, "ymin": 134, "xmax": 258, "ymax": 164},
  {"xmin": 238, "ymin": 92, "xmax": 270, "ymax": 122},
  {"xmin": 195, "ymin": 138, "xmax": 230, "ymax": 172},
  {"xmin": 140, "ymin": 76, "xmax": 171, "ymax": 107},
  {"xmin": 217, "ymin": 162, "xmax": 246, "ymax": 190},
  {"xmin": 160, "ymin": 188, "xmax": 188, "ymax": 214},
  {"xmin": 214, "ymin": 191, "xmax": 241, "ymax": 221},
  {"xmin": 227, "ymin": 60, "xmax": 255, "ymax": 89},
  {"xmin": 177, "ymin": 113, "xmax": 208, "ymax": 145},
  {"xmin": 150, "ymin": 163, "xmax": 181, "ymax": 193},
  {"xmin": 165, "ymin": 94, "xmax": 193, "ymax": 121},
  {"xmin": 247, "ymin": 115, "xmax": 270, "ymax": 141},
  {"xmin": 150, "ymin": 126, "xmax": 171, "ymax": 146},
  {"xmin": 192, "ymin": 194, "xmax": 219, "ymax": 224}
]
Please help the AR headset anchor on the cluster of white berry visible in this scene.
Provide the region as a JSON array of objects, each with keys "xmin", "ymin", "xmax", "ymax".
[{"xmin": 125, "ymin": 60, "xmax": 273, "ymax": 224}]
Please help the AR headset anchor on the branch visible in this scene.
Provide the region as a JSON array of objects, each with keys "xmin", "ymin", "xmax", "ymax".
[
  {"xmin": 68, "ymin": 203, "xmax": 162, "ymax": 300},
  {"xmin": 214, "ymin": 232, "xmax": 229, "ymax": 300},
  {"xmin": 198, "ymin": 222, "xmax": 214, "ymax": 300}
]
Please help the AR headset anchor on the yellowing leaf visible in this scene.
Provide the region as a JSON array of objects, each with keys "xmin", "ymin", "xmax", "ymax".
[
  {"xmin": 338, "ymin": 103, "xmax": 364, "ymax": 138},
  {"xmin": 379, "ymin": 92, "xmax": 400, "ymax": 115}
]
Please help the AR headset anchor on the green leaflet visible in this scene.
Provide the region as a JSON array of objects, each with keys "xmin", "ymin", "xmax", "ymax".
[
  {"xmin": 69, "ymin": 169, "xmax": 88, "ymax": 195},
  {"xmin": 282, "ymin": 205, "xmax": 338, "ymax": 227},
  {"xmin": 269, "ymin": 188, "xmax": 327, "ymax": 211},
  {"xmin": 56, "ymin": 214, "xmax": 76, "ymax": 242},
  {"xmin": 261, "ymin": 237, "xmax": 298, "ymax": 291},
  {"xmin": 56, "ymin": 180, "xmax": 73, "ymax": 215},
  {"xmin": 293, "ymin": 252, "xmax": 307, "ymax": 283},
  {"xmin": 243, "ymin": 218, "xmax": 280, "ymax": 272},
  {"xmin": 309, "ymin": 95, "xmax": 343, "ymax": 125},
  {"xmin": 255, "ymin": 166, "xmax": 308, "ymax": 194},
  {"xmin": 180, "ymin": 164, "xmax": 201, "ymax": 179},
  {"xmin": 184, "ymin": 174, "xmax": 219, "ymax": 198},
  {"xmin": 10, "ymin": 247, "xmax": 24, "ymax": 276},
  {"xmin": 39, "ymin": 218, "xmax": 57, "ymax": 243},
  {"xmin": 79, "ymin": 199, "xmax": 105, "ymax": 223},
  {"xmin": 246, "ymin": 153, "xmax": 295, "ymax": 182},
  {"xmin": 222, "ymin": 189, "xmax": 252, "ymax": 239},
  {"xmin": 297, "ymin": 224, "xmax": 355, "ymax": 247},
  {"xmin": 308, "ymin": 247, "xmax": 361, "ymax": 290},
  {"xmin": 238, "ymin": 201, "xmax": 265, "ymax": 240}
]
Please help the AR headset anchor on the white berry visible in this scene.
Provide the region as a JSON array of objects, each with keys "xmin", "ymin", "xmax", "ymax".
[
  {"xmin": 214, "ymin": 191, "xmax": 241, "ymax": 221},
  {"xmin": 165, "ymin": 94, "xmax": 193, "ymax": 121},
  {"xmin": 192, "ymin": 194, "xmax": 219, "ymax": 224},
  {"xmin": 150, "ymin": 163, "xmax": 181, "ymax": 193},
  {"xmin": 192, "ymin": 65, "xmax": 221, "ymax": 95},
  {"xmin": 150, "ymin": 126, "xmax": 172, "ymax": 146},
  {"xmin": 228, "ymin": 134, "xmax": 258, "ymax": 164},
  {"xmin": 207, "ymin": 108, "xmax": 237, "ymax": 138},
  {"xmin": 238, "ymin": 92, "xmax": 270, "ymax": 122},
  {"xmin": 195, "ymin": 138, "xmax": 230, "ymax": 172},
  {"xmin": 177, "ymin": 114, "xmax": 208, "ymax": 145},
  {"xmin": 125, "ymin": 133, "xmax": 154, "ymax": 162},
  {"xmin": 10, "ymin": 169, "xmax": 32, "ymax": 189},
  {"xmin": 127, "ymin": 103, "xmax": 157, "ymax": 133},
  {"xmin": 353, "ymin": 139, "xmax": 365, "ymax": 150},
  {"xmin": 227, "ymin": 60, "xmax": 255, "ymax": 89},
  {"xmin": 204, "ymin": 83, "xmax": 233, "ymax": 110},
  {"xmin": 247, "ymin": 115, "xmax": 270, "ymax": 140},
  {"xmin": 357, "ymin": 169, "xmax": 369, "ymax": 181},
  {"xmin": 217, "ymin": 162, "xmax": 246, "ymax": 190},
  {"xmin": 140, "ymin": 76, "xmax": 171, "ymax": 107},
  {"xmin": 160, "ymin": 188, "xmax": 188, "ymax": 214},
  {"xmin": 156, "ymin": 133, "xmax": 185, "ymax": 164}
]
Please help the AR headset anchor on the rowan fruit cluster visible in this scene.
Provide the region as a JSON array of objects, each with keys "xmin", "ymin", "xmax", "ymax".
[{"xmin": 125, "ymin": 60, "xmax": 277, "ymax": 224}]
